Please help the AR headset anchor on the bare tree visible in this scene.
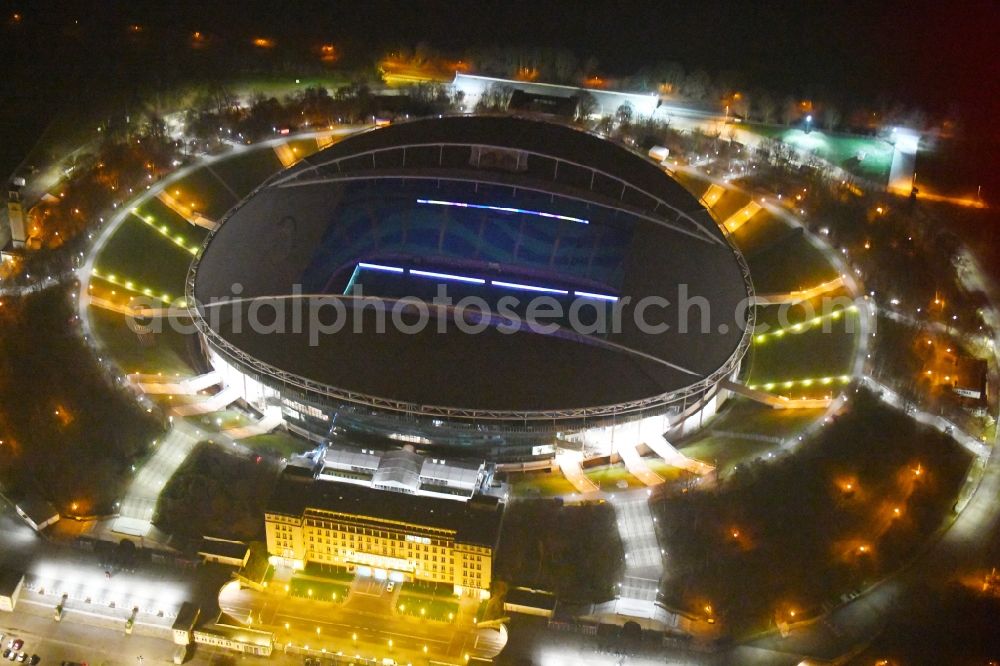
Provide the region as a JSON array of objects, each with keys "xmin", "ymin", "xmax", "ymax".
[
  {"xmin": 823, "ymin": 105, "xmax": 842, "ymax": 131},
  {"xmin": 781, "ymin": 96, "xmax": 798, "ymax": 126},
  {"xmin": 681, "ymin": 70, "xmax": 711, "ymax": 102},
  {"xmin": 631, "ymin": 61, "xmax": 685, "ymax": 94},
  {"xmin": 576, "ymin": 91, "xmax": 598, "ymax": 121},
  {"xmin": 757, "ymin": 93, "xmax": 777, "ymax": 124},
  {"xmin": 615, "ymin": 102, "xmax": 634, "ymax": 127},
  {"xmin": 475, "ymin": 83, "xmax": 514, "ymax": 112}
]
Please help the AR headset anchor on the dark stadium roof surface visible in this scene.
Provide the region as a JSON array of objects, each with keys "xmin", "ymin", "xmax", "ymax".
[{"xmin": 192, "ymin": 115, "xmax": 752, "ymax": 414}]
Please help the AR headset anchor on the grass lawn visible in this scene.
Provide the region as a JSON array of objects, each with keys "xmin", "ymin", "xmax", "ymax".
[
  {"xmin": 207, "ymin": 149, "xmax": 284, "ymax": 198},
  {"xmin": 643, "ymin": 459, "xmax": 692, "ymax": 484},
  {"xmin": 747, "ymin": 310, "xmax": 859, "ymax": 394},
  {"xmin": 670, "ymin": 169, "xmax": 710, "ymax": 197},
  {"xmin": 745, "ymin": 230, "xmax": 839, "ymax": 294},
  {"xmin": 289, "ymin": 577, "xmax": 349, "ymax": 603},
  {"xmin": 170, "ymin": 167, "xmax": 241, "ymax": 220},
  {"xmin": 396, "ymin": 594, "xmax": 459, "ymax": 622},
  {"xmin": 88, "ymin": 306, "xmax": 197, "ymax": 376},
  {"xmin": 675, "ymin": 398, "xmax": 828, "ymax": 476},
  {"xmin": 584, "ymin": 463, "xmax": 643, "ymax": 490},
  {"xmin": 241, "ymin": 431, "xmax": 313, "ymax": 459},
  {"xmin": 94, "ymin": 217, "xmax": 193, "ymax": 299},
  {"xmin": 193, "ymin": 409, "xmax": 254, "ymax": 432},
  {"xmin": 677, "ymin": 434, "xmax": 777, "ymax": 478},
  {"xmin": 508, "ymin": 469, "xmax": 577, "ymax": 498},
  {"xmin": 285, "ymin": 139, "xmax": 320, "ymax": 162},
  {"xmin": 303, "ymin": 562, "xmax": 355, "ymax": 582},
  {"xmin": 709, "ymin": 189, "xmax": 752, "ymax": 224},
  {"xmin": 753, "ymin": 291, "xmax": 854, "ymax": 330},
  {"xmin": 400, "ymin": 580, "xmax": 457, "ymax": 598},
  {"xmin": 703, "ymin": 398, "xmax": 826, "ymax": 439},
  {"xmin": 730, "ymin": 211, "xmax": 790, "ymax": 257},
  {"xmin": 132, "ymin": 198, "xmax": 208, "ymax": 247}
]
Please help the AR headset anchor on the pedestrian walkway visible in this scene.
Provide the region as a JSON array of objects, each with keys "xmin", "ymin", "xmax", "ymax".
[
  {"xmin": 555, "ymin": 450, "xmax": 599, "ymax": 494},
  {"xmin": 643, "ymin": 434, "xmax": 715, "ymax": 476},
  {"xmin": 87, "ymin": 295, "xmax": 190, "ymax": 319},
  {"xmin": 272, "ymin": 143, "xmax": 300, "ymax": 168},
  {"xmin": 722, "ymin": 379, "xmax": 834, "ymax": 410},
  {"xmin": 155, "ymin": 190, "xmax": 218, "ymax": 231},
  {"xmin": 129, "ymin": 371, "xmax": 222, "ymax": 396},
  {"xmin": 753, "ymin": 276, "xmax": 845, "ymax": 305},
  {"xmin": 721, "ymin": 200, "xmax": 762, "ymax": 233},
  {"xmin": 598, "ymin": 494, "xmax": 684, "ymax": 629},
  {"xmin": 615, "ymin": 439, "xmax": 664, "ymax": 487},
  {"xmin": 170, "ymin": 386, "xmax": 240, "ymax": 416},
  {"xmin": 223, "ymin": 405, "xmax": 284, "ymax": 439},
  {"xmin": 700, "ymin": 182, "xmax": 726, "ymax": 208},
  {"xmin": 112, "ymin": 424, "xmax": 201, "ymax": 537}
]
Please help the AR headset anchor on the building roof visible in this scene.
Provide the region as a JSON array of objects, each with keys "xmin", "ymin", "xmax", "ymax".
[
  {"xmin": 198, "ymin": 538, "xmax": 250, "ymax": 562},
  {"xmin": 266, "ymin": 476, "xmax": 503, "ymax": 548},
  {"xmin": 505, "ymin": 587, "xmax": 557, "ymax": 611},
  {"xmin": 196, "ymin": 611, "xmax": 274, "ymax": 646},
  {"xmin": 172, "ymin": 601, "xmax": 200, "ymax": 632},
  {"xmin": 15, "ymin": 496, "xmax": 58, "ymax": 526},
  {"xmin": 0, "ymin": 567, "xmax": 24, "ymax": 597},
  {"xmin": 323, "ymin": 446, "xmax": 381, "ymax": 473},
  {"xmin": 371, "ymin": 448, "xmax": 423, "ymax": 490},
  {"xmin": 508, "ymin": 89, "xmax": 579, "ymax": 117},
  {"xmin": 193, "ymin": 115, "xmax": 751, "ymax": 419},
  {"xmin": 420, "ymin": 458, "xmax": 482, "ymax": 489},
  {"xmin": 324, "ymin": 445, "xmax": 483, "ymax": 493}
]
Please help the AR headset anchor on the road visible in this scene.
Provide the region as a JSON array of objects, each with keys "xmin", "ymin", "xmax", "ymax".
[{"xmin": 0, "ymin": 610, "xmax": 179, "ymax": 666}]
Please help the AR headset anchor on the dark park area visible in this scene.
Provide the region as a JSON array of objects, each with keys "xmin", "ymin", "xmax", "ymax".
[
  {"xmin": 654, "ymin": 388, "xmax": 972, "ymax": 636},
  {"xmin": 0, "ymin": 288, "xmax": 161, "ymax": 514}
]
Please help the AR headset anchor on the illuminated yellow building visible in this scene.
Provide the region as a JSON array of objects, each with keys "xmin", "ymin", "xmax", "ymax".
[{"xmin": 265, "ymin": 475, "xmax": 503, "ymax": 599}]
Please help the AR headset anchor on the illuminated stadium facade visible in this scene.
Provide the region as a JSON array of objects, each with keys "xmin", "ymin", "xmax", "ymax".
[{"xmin": 187, "ymin": 116, "xmax": 754, "ymax": 461}]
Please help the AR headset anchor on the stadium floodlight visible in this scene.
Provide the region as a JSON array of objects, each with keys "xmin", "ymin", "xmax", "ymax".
[
  {"xmin": 358, "ymin": 262, "xmax": 405, "ymax": 273},
  {"xmin": 573, "ymin": 290, "xmax": 619, "ymax": 302},
  {"xmin": 410, "ymin": 269, "xmax": 486, "ymax": 284},
  {"xmin": 416, "ymin": 198, "xmax": 588, "ymax": 224},
  {"xmin": 492, "ymin": 280, "xmax": 568, "ymax": 295}
]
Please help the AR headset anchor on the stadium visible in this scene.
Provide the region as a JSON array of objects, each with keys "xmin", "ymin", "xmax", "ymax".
[{"xmin": 187, "ymin": 115, "xmax": 755, "ymax": 460}]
